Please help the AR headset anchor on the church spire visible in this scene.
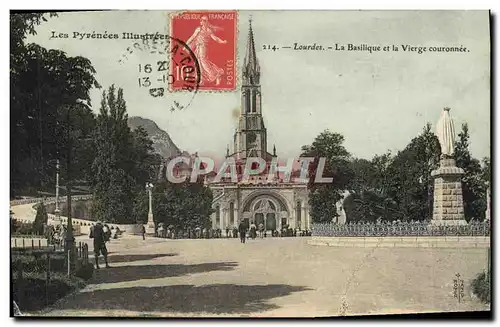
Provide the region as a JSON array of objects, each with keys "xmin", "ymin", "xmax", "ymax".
[{"xmin": 243, "ymin": 17, "xmax": 260, "ymax": 85}]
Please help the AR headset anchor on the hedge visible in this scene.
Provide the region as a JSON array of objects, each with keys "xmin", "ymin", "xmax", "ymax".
[
  {"xmin": 12, "ymin": 252, "xmax": 67, "ymax": 274},
  {"xmin": 12, "ymin": 272, "xmax": 86, "ymax": 312},
  {"xmin": 75, "ymin": 263, "xmax": 94, "ymax": 280},
  {"xmin": 11, "ymin": 251, "xmax": 94, "ymax": 312}
]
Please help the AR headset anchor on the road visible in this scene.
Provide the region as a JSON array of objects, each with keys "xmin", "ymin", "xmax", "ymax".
[{"xmin": 33, "ymin": 234, "xmax": 489, "ymax": 317}]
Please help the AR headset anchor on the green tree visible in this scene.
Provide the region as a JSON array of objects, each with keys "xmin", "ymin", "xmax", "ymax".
[
  {"xmin": 130, "ymin": 126, "xmax": 164, "ymax": 185},
  {"xmin": 33, "ymin": 202, "xmax": 48, "ymax": 235},
  {"xmin": 348, "ymin": 158, "xmax": 376, "ymax": 194},
  {"xmin": 343, "ymin": 191, "xmax": 401, "ymax": 223},
  {"xmin": 132, "ymin": 187, "xmax": 149, "ymax": 224},
  {"xmin": 91, "ymin": 85, "xmax": 135, "ymax": 223},
  {"xmin": 343, "ymin": 152, "xmax": 402, "ymax": 223},
  {"xmin": 301, "ymin": 130, "xmax": 354, "ymax": 222},
  {"xmin": 385, "ymin": 123, "xmax": 441, "ymax": 221},
  {"xmin": 91, "ymin": 85, "xmax": 161, "ymax": 223},
  {"xmin": 482, "ymin": 157, "xmax": 491, "ymax": 184},
  {"xmin": 454, "ymin": 124, "xmax": 487, "ymax": 221},
  {"xmin": 133, "ymin": 179, "xmax": 214, "ymax": 229},
  {"xmin": 10, "ymin": 13, "xmax": 99, "ymax": 196}
]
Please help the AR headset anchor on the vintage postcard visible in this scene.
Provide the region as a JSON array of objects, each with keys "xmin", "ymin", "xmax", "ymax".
[{"xmin": 10, "ymin": 10, "xmax": 491, "ymax": 318}]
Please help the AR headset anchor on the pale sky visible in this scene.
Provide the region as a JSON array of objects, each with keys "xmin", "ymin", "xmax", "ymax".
[{"xmin": 27, "ymin": 10, "xmax": 491, "ymax": 161}]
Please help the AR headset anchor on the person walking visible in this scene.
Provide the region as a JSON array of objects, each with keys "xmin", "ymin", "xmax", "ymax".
[
  {"xmin": 238, "ymin": 220, "xmax": 247, "ymax": 244},
  {"xmin": 90, "ymin": 221, "xmax": 110, "ymax": 269},
  {"xmin": 250, "ymin": 221, "xmax": 257, "ymax": 240},
  {"xmin": 141, "ymin": 224, "xmax": 146, "ymax": 240}
]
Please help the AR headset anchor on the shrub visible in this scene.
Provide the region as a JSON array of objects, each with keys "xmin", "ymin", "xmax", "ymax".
[
  {"xmin": 12, "ymin": 252, "xmax": 67, "ymax": 274},
  {"xmin": 12, "ymin": 272, "xmax": 86, "ymax": 312},
  {"xmin": 11, "ymin": 219, "xmax": 19, "ymax": 233},
  {"xmin": 471, "ymin": 271, "xmax": 490, "ymax": 303},
  {"xmin": 13, "ymin": 222, "xmax": 34, "ymax": 235},
  {"xmin": 75, "ymin": 262, "xmax": 94, "ymax": 280}
]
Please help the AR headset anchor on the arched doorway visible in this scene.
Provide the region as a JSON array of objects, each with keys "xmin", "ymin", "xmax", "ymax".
[{"xmin": 253, "ymin": 198, "xmax": 278, "ymax": 231}]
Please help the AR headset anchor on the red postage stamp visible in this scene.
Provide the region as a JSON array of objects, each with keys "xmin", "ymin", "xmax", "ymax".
[{"xmin": 169, "ymin": 10, "xmax": 238, "ymax": 92}]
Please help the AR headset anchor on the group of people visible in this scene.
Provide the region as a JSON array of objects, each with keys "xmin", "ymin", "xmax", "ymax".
[
  {"xmin": 155, "ymin": 226, "xmax": 227, "ymax": 239},
  {"xmin": 235, "ymin": 220, "xmax": 312, "ymax": 243},
  {"xmin": 45, "ymin": 224, "xmax": 65, "ymax": 246},
  {"xmin": 152, "ymin": 224, "xmax": 311, "ymax": 241}
]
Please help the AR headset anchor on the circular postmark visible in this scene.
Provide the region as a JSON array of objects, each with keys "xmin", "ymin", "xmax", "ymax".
[{"xmin": 118, "ymin": 34, "xmax": 201, "ymax": 111}]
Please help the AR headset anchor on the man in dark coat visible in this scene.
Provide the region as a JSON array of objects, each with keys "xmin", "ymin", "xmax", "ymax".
[
  {"xmin": 90, "ymin": 221, "xmax": 110, "ymax": 269},
  {"xmin": 238, "ymin": 220, "xmax": 247, "ymax": 244}
]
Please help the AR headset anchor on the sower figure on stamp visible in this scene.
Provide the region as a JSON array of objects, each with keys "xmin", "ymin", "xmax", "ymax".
[
  {"xmin": 238, "ymin": 219, "xmax": 247, "ymax": 244},
  {"xmin": 90, "ymin": 221, "xmax": 110, "ymax": 269},
  {"xmin": 185, "ymin": 16, "xmax": 227, "ymax": 86}
]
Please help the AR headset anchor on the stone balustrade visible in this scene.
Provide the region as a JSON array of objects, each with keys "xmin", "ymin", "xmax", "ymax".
[
  {"xmin": 10, "ymin": 195, "xmax": 92, "ymax": 207},
  {"xmin": 11, "ymin": 194, "xmax": 143, "ymax": 235}
]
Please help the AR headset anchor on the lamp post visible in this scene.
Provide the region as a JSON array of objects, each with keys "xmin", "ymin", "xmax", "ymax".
[
  {"xmin": 486, "ymin": 182, "xmax": 491, "ymax": 222},
  {"xmin": 485, "ymin": 181, "xmax": 491, "ymax": 281},
  {"xmin": 64, "ymin": 105, "xmax": 75, "ymax": 261},
  {"xmin": 54, "ymin": 159, "xmax": 61, "ymax": 224},
  {"xmin": 146, "ymin": 182, "xmax": 155, "ymax": 234}
]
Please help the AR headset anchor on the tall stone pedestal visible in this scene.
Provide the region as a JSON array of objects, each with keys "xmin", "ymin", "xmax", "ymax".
[
  {"xmin": 52, "ymin": 209, "xmax": 62, "ymax": 226},
  {"xmin": 431, "ymin": 158, "xmax": 467, "ymax": 226},
  {"xmin": 146, "ymin": 212, "xmax": 155, "ymax": 235}
]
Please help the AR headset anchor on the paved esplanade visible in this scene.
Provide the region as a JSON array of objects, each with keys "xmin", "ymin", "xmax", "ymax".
[{"xmin": 35, "ymin": 235, "xmax": 488, "ymax": 317}]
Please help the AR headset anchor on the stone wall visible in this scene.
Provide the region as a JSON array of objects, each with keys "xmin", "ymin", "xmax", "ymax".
[
  {"xmin": 46, "ymin": 200, "xmax": 93, "ymax": 220},
  {"xmin": 11, "ymin": 196, "xmax": 139, "ymax": 235}
]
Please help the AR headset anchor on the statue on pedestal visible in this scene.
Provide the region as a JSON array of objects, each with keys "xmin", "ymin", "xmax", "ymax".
[
  {"xmin": 436, "ymin": 107, "xmax": 456, "ymax": 158},
  {"xmin": 430, "ymin": 107, "xmax": 467, "ymax": 226}
]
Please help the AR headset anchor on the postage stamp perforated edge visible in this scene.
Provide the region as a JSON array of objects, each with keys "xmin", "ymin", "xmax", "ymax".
[{"xmin": 167, "ymin": 10, "xmax": 239, "ymax": 94}]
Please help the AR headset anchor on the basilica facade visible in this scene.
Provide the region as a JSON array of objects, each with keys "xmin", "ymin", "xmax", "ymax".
[{"xmin": 207, "ymin": 22, "xmax": 311, "ymax": 231}]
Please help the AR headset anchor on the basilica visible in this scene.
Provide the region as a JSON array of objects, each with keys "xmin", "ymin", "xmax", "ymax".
[{"xmin": 206, "ymin": 22, "xmax": 311, "ymax": 231}]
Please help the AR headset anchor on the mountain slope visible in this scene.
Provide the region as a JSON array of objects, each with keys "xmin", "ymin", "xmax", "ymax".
[{"xmin": 127, "ymin": 116, "xmax": 182, "ymax": 159}]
